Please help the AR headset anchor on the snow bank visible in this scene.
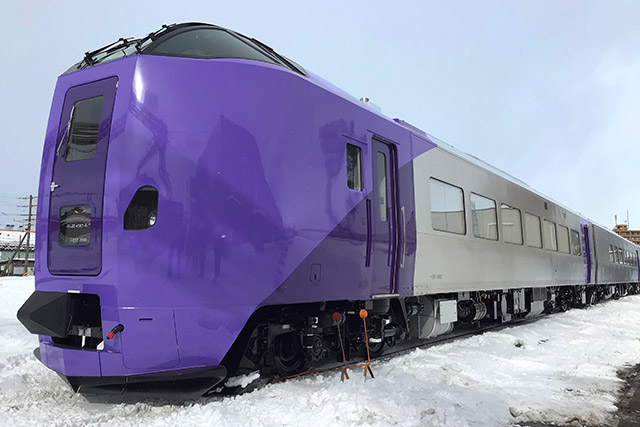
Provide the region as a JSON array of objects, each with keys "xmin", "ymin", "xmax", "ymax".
[{"xmin": 2, "ymin": 276, "xmax": 640, "ymax": 426}]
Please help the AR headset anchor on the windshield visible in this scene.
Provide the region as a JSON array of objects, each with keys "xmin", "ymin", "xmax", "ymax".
[{"xmin": 64, "ymin": 23, "xmax": 305, "ymax": 76}]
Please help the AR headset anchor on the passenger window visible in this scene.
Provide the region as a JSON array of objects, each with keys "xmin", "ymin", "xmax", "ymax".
[
  {"xmin": 65, "ymin": 96, "xmax": 104, "ymax": 162},
  {"xmin": 124, "ymin": 186, "xmax": 159, "ymax": 230},
  {"xmin": 59, "ymin": 205, "xmax": 91, "ymax": 246},
  {"xmin": 429, "ymin": 178, "xmax": 465, "ymax": 235},
  {"xmin": 525, "ymin": 213, "xmax": 542, "ymax": 248},
  {"xmin": 557, "ymin": 225, "xmax": 570, "ymax": 253},
  {"xmin": 377, "ymin": 152, "xmax": 388, "ymax": 222},
  {"xmin": 570, "ymin": 229, "xmax": 581, "ymax": 255},
  {"xmin": 501, "ymin": 203, "xmax": 523, "ymax": 245},
  {"xmin": 346, "ymin": 144, "xmax": 363, "ymax": 191},
  {"xmin": 470, "ymin": 193, "xmax": 497, "ymax": 240},
  {"xmin": 609, "ymin": 245, "xmax": 615, "ymax": 263},
  {"xmin": 543, "ymin": 220, "xmax": 558, "ymax": 251}
]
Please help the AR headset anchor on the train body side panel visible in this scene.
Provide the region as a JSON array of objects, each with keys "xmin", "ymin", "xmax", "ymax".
[
  {"xmin": 412, "ymin": 147, "xmax": 584, "ymax": 294},
  {"xmin": 592, "ymin": 224, "xmax": 638, "ymax": 284}
]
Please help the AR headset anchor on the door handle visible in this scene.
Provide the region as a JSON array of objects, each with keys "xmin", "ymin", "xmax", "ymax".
[
  {"xmin": 401, "ymin": 206, "xmax": 406, "ymax": 268},
  {"xmin": 365, "ymin": 199, "xmax": 372, "ymax": 267},
  {"xmin": 387, "ymin": 207, "xmax": 393, "ymax": 267}
]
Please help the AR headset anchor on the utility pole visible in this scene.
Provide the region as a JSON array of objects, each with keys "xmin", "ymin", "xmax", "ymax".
[{"xmin": 23, "ymin": 195, "xmax": 34, "ymax": 276}]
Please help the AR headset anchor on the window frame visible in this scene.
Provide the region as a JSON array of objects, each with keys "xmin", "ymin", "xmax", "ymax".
[
  {"xmin": 470, "ymin": 192, "xmax": 498, "ymax": 241},
  {"xmin": 429, "ymin": 178, "xmax": 466, "ymax": 235},
  {"xmin": 346, "ymin": 143, "xmax": 363, "ymax": 191},
  {"xmin": 557, "ymin": 224, "xmax": 570, "ymax": 254},
  {"xmin": 570, "ymin": 229, "xmax": 581, "ymax": 256},
  {"xmin": 542, "ymin": 219, "xmax": 558, "ymax": 252},
  {"xmin": 64, "ymin": 96, "xmax": 105, "ymax": 163},
  {"xmin": 376, "ymin": 152, "xmax": 388, "ymax": 223},
  {"xmin": 500, "ymin": 203, "xmax": 523, "ymax": 245},
  {"xmin": 524, "ymin": 212, "xmax": 543, "ymax": 249},
  {"xmin": 609, "ymin": 244, "xmax": 615, "ymax": 263}
]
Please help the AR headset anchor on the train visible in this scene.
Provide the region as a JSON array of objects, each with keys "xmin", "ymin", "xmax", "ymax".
[{"xmin": 17, "ymin": 22, "xmax": 640, "ymax": 397}]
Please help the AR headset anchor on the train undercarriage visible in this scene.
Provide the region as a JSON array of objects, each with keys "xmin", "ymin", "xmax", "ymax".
[{"xmin": 223, "ymin": 283, "xmax": 640, "ymax": 380}]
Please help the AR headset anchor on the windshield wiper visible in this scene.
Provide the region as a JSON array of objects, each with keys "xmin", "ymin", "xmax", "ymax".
[
  {"xmin": 247, "ymin": 37, "xmax": 305, "ymax": 75},
  {"xmin": 80, "ymin": 37, "xmax": 138, "ymax": 69},
  {"xmin": 134, "ymin": 23, "xmax": 177, "ymax": 53}
]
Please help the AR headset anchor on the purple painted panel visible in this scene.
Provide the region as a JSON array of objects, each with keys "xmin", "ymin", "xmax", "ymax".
[
  {"xmin": 580, "ymin": 219, "xmax": 593, "ymax": 284},
  {"xmin": 120, "ymin": 308, "xmax": 180, "ymax": 369},
  {"xmin": 33, "ymin": 53, "xmax": 437, "ymax": 378},
  {"xmin": 48, "ymin": 77, "xmax": 118, "ymax": 275},
  {"xmin": 174, "ymin": 306, "xmax": 254, "ymax": 366},
  {"xmin": 40, "ymin": 342, "xmax": 101, "ymax": 377},
  {"xmin": 370, "ymin": 137, "xmax": 398, "ymax": 295}
]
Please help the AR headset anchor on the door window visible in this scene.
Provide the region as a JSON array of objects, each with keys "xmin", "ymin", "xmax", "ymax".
[
  {"xmin": 59, "ymin": 206, "xmax": 91, "ymax": 246},
  {"xmin": 377, "ymin": 152, "xmax": 388, "ymax": 222},
  {"xmin": 570, "ymin": 229, "xmax": 581, "ymax": 255},
  {"xmin": 65, "ymin": 96, "xmax": 104, "ymax": 162}
]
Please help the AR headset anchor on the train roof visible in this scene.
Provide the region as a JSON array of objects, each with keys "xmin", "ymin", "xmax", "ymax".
[{"xmin": 63, "ymin": 22, "xmax": 306, "ymax": 77}]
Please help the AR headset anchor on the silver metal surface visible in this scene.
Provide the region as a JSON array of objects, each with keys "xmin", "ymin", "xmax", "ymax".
[{"xmin": 411, "ymin": 145, "xmax": 638, "ymax": 295}]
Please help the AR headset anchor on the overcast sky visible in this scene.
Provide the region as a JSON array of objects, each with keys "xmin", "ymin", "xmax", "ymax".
[{"xmin": 1, "ymin": 1, "xmax": 639, "ymax": 229}]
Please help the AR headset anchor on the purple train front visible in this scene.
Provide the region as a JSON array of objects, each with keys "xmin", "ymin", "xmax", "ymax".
[{"xmin": 18, "ymin": 23, "xmax": 640, "ymax": 396}]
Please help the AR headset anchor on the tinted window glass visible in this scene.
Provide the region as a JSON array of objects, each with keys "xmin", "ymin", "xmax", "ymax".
[
  {"xmin": 430, "ymin": 178, "xmax": 465, "ymax": 234},
  {"xmin": 525, "ymin": 213, "xmax": 542, "ymax": 248},
  {"xmin": 543, "ymin": 219, "xmax": 558, "ymax": 251},
  {"xmin": 59, "ymin": 205, "xmax": 91, "ymax": 246},
  {"xmin": 346, "ymin": 144, "xmax": 362, "ymax": 191},
  {"xmin": 377, "ymin": 152, "xmax": 388, "ymax": 222},
  {"xmin": 65, "ymin": 96, "xmax": 104, "ymax": 162},
  {"xmin": 501, "ymin": 203, "xmax": 523, "ymax": 245},
  {"xmin": 124, "ymin": 186, "xmax": 159, "ymax": 230},
  {"xmin": 557, "ymin": 225, "xmax": 570, "ymax": 253},
  {"xmin": 471, "ymin": 193, "xmax": 497, "ymax": 240},
  {"xmin": 570, "ymin": 229, "xmax": 581, "ymax": 255},
  {"xmin": 148, "ymin": 28, "xmax": 279, "ymax": 65}
]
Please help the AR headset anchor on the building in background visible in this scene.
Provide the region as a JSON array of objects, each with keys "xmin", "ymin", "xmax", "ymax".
[
  {"xmin": 612, "ymin": 223, "xmax": 640, "ymax": 245},
  {"xmin": 0, "ymin": 228, "xmax": 35, "ymax": 276}
]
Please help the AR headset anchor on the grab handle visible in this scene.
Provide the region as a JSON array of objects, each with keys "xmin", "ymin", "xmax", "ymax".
[{"xmin": 365, "ymin": 199, "xmax": 372, "ymax": 267}]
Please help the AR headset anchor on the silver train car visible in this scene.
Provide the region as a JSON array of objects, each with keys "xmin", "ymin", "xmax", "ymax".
[{"xmin": 411, "ymin": 131, "xmax": 638, "ymax": 326}]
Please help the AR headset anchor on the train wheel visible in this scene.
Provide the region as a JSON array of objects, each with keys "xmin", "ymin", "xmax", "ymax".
[
  {"xmin": 367, "ymin": 339, "xmax": 385, "ymax": 358},
  {"xmin": 273, "ymin": 333, "xmax": 306, "ymax": 377}
]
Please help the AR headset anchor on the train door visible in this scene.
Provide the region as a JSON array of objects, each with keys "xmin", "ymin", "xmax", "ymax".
[
  {"xmin": 582, "ymin": 224, "xmax": 592, "ymax": 284},
  {"xmin": 47, "ymin": 77, "xmax": 118, "ymax": 275},
  {"xmin": 636, "ymin": 250, "xmax": 640, "ymax": 283},
  {"xmin": 370, "ymin": 136, "xmax": 400, "ymax": 295}
]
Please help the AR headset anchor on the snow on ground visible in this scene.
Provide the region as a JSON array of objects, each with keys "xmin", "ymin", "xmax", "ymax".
[{"xmin": 2, "ymin": 276, "xmax": 640, "ymax": 427}]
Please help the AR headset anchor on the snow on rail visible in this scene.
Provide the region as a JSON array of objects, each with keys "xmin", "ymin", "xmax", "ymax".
[{"xmin": 2, "ymin": 276, "xmax": 640, "ymax": 426}]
